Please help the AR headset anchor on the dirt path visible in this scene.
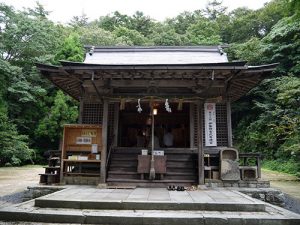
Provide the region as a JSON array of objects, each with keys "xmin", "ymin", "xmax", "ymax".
[
  {"xmin": 0, "ymin": 165, "xmax": 43, "ymax": 197},
  {"xmin": 262, "ymin": 168, "xmax": 300, "ymax": 200}
]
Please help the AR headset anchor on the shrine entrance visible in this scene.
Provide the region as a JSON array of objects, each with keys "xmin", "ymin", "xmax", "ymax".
[{"xmin": 118, "ymin": 101, "xmax": 190, "ymax": 148}]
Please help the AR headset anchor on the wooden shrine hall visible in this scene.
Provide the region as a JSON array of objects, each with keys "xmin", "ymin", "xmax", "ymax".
[{"xmin": 37, "ymin": 46, "xmax": 277, "ymax": 187}]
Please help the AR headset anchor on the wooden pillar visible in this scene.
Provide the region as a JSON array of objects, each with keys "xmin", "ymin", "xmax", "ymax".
[
  {"xmin": 78, "ymin": 98, "xmax": 84, "ymax": 124},
  {"xmin": 257, "ymin": 156, "xmax": 261, "ymax": 178},
  {"xmin": 113, "ymin": 102, "xmax": 119, "ymax": 147},
  {"xmin": 197, "ymin": 101, "xmax": 205, "ymax": 185},
  {"xmin": 100, "ymin": 99, "xmax": 109, "ymax": 183},
  {"xmin": 226, "ymin": 100, "xmax": 233, "ymax": 147},
  {"xmin": 189, "ymin": 103, "xmax": 195, "ymax": 148}
]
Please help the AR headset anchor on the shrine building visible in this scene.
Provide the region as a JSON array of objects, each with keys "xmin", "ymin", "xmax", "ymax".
[{"xmin": 37, "ymin": 46, "xmax": 277, "ymax": 187}]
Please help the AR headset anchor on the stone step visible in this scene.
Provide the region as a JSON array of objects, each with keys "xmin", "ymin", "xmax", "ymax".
[
  {"xmin": 1, "ymin": 200, "xmax": 299, "ymax": 225},
  {"xmin": 35, "ymin": 198, "xmax": 265, "ymax": 212}
]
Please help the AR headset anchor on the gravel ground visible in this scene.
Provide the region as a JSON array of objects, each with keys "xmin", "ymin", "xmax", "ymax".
[{"xmin": 0, "ymin": 165, "xmax": 44, "ymax": 208}]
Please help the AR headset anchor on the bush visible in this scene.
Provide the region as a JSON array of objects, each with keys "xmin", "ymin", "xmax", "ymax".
[
  {"xmin": 262, "ymin": 159, "xmax": 300, "ymax": 177},
  {"xmin": 0, "ymin": 108, "xmax": 34, "ymax": 166}
]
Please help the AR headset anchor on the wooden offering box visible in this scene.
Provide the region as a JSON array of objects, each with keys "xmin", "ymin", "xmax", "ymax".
[{"xmin": 61, "ymin": 124, "xmax": 102, "ymax": 181}]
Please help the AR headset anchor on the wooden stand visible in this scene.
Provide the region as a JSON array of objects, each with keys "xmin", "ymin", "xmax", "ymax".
[
  {"xmin": 137, "ymin": 155, "xmax": 167, "ymax": 180},
  {"xmin": 60, "ymin": 124, "xmax": 103, "ymax": 184},
  {"xmin": 39, "ymin": 151, "xmax": 61, "ymax": 185}
]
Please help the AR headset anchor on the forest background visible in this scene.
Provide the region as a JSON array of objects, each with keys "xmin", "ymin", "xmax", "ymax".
[{"xmin": 0, "ymin": 0, "xmax": 299, "ymax": 176}]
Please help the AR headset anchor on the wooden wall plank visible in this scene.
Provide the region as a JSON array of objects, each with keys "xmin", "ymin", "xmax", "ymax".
[{"xmin": 100, "ymin": 99, "xmax": 108, "ymax": 183}]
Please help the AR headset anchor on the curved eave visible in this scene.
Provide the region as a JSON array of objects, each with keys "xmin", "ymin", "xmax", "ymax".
[
  {"xmin": 36, "ymin": 62, "xmax": 278, "ymax": 102},
  {"xmin": 36, "ymin": 63, "xmax": 82, "ymax": 100}
]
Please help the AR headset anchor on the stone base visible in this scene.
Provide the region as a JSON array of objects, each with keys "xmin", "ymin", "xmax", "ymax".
[
  {"xmin": 63, "ymin": 176, "xmax": 100, "ymax": 185},
  {"xmin": 22, "ymin": 186, "xmax": 63, "ymax": 202},
  {"xmin": 205, "ymin": 179, "xmax": 270, "ymax": 188},
  {"xmin": 237, "ymin": 188, "xmax": 286, "ymax": 207}
]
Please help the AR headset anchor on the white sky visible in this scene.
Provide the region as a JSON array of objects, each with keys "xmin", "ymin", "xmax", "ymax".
[{"xmin": 2, "ymin": 0, "xmax": 270, "ymax": 23}]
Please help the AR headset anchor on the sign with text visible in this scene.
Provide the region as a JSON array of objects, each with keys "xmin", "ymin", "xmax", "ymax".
[
  {"xmin": 81, "ymin": 129, "xmax": 97, "ymax": 137},
  {"xmin": 204, "ymin": 103, "xmax": 217, "ymax": 146}
]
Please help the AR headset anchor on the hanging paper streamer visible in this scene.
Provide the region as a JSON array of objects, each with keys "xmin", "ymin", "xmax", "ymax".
[
  {"xmin": 136, "ymin": 99, "xmax": 142, "ymax": 113},
  {"xmin": 120, "ymin": 98, "xmax": 126, "ymax": 110},
  {"xmin": 165, "ymin": 99, "xmax": 172, "ymax": 112},
  {"xmin": 177, "ymin": 99, "xmax": 183, "ymax": 111}
]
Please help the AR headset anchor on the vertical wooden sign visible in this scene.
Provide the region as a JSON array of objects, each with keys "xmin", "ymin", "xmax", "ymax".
[{"xmin": 204, "ymin": 103, "xmax": 217, "ymax": 146}]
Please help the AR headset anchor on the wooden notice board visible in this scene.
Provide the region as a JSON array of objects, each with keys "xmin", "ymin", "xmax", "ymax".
[{"xmin": 60, "ymin": 124, "xmax": 103, "ymax": 183}]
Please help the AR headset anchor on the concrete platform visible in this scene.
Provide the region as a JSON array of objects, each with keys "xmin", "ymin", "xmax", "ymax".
[{"xmin": 0, "ymin": 186, "xmax": 300, "ymax": 225}]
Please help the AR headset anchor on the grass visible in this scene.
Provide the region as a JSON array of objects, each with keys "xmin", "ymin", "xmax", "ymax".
[{"xmin": 262, "ymin": 159, "xmax": 300, "ymax": 178}]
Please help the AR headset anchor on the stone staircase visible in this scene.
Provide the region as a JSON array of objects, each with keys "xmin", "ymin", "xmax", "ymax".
[
  {"xmin": 1, "ymin": 187, "xmax": 299, "ymax": 224},
  {"xmin": 106, "ymin": 147, "xmax": 198, "ymax": 187}
]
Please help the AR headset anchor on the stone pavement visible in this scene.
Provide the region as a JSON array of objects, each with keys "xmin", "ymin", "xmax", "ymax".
[
  {"xmin": 40, "ymin": 186, "xmax": 261, "ymax": 203},
  {"xmin": 0, "ymin": 186, "xmax": 300, "ymax": 224}
]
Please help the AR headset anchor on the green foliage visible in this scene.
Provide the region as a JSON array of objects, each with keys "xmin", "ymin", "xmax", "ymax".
[
  {"xmin": 0, "ymin": 107, "xmax": 34, "ymax": 166},
  {"xmin": 55, "ymin": 34, "xmax": 84, "ymax": 62},
  {"xmin": 166, "ymin": 11, "xmax": 203, "ymax": 35},
  {"xmin": 227, "ymin": 38, "xmax": 265, "ymax": 64},
  {"xmin": 96, "ymin": 11, "xmax": 130, "ymax": 31},
  {"xmin": 262, "ymin": 16, "xmax": 300, "ymax": 74},
  {"xmin": 151, "ymin": 28, "xmax": 185, "ymax": 46},
  {"xmin": 263, "ymin": 159, "xmax": 300, "ymax": 176},
  {"xmin": 69, "ymin": 13, "xmax": 89, "ymax": 28},
  {"xmin": 234, "ymin": 76, "xmax": 300, "ymax": 176},
  {"xmin": 113, "ymin": 27, "xmax": 149, "ymax": 46},
  {"xmin": 0, "ymin": 3, "xmax": 62, "ymax": 67},
  {"xmin": 203, "ymin": 0, "xmax": 227, "ymax": 20},
  {"xmin": 78, "ymin": 27, "xmax": 124, "ymax": 46},
  {"xmin": 35, "ymin": 91, "xmax": 78, "ymax": 145},
  {"xmin": 186, "ymin": 19, "xmax": 221, "ymax": 45}
]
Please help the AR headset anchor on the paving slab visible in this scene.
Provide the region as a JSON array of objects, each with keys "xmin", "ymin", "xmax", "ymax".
[
  {"xmin": 1, "ymin": 199, "xmax": 300, "ymax": 225},
  {"xmin": 1, "ymin": 186, "xmax": 299, "ymax": 224},
  {"xmin": 32, "ymin": 187, "xmax": 266, "ymax": 212}
]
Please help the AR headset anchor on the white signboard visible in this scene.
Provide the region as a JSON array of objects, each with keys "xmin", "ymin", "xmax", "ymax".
[
  {"xmin": 91, "ymin": 144, "xmax": 98, "ymax": 153},
  {"xmin": 204, "ymin": 103, "xmax": 217, "ymax": 146}
]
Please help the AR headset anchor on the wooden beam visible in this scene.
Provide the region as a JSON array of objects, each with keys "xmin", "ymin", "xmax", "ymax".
[
  {"xmin": 100, "ymin": 99, "xmax": 109, "ymax": 183},
  {"xmin": 113, "ymin": 102, "xmax": 120, "ymax": 147},
  {"xmin": 226, "ymin": 100, "xmax": 233, "ymax": 147},
  {"xmin": 190, "ymin": 103, "xmax": 195, "ymax": 148},
  {"xmin": 197, "ymin": 101, "xmax": 205, "ymax": 185},
  {"xmin": 82, "ymin": 79, "xmax": 225, "ymax": 89},
  {"xmin": 79, "ymin": 98, "xmax": 83, "ymax": 123}
]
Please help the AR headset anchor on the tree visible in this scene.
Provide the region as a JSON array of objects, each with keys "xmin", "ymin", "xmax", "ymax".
[
  {"xmin": 127, "ymin": 11, "xmax": 155, "ymax": 37},
  {"xmin": 113, "ymin": 27, "xmax": 149, "ymax": 45},
  {"xmin": 35, "ymin": 90, "xmax": 78, "ymax": 147},
  {"xmin": 0, "ymin": 3, "xmax": 62, "ymax": 67},
  {"xmin": 96, "ymin": 11, "xmax": 130, "ymax": 31},
  {"xmin": 78, "ymin": 26, "xmax": 125, "ymax": 46},
  {"xmin": 227, "ymin": 37, "xmax": 265, "ymax": 64},
  {"xmin": 151, "ymin": 28, "xmax": 185, "ymax": 46},
  {"xmin": 186, "ymin": 19, "xmax": 221, "ymax": 45},
  {"xmin": 69, "ymin": 13, "xmax": 89, "ymax": 28},
  {"xmin": 262, "ymin": 16, "xmax": 300, "ymax": 74},
  {"xmin": 55, "ymin": 33, "xmax": 84, "ymax": 62},
  {"xmin": 203, "ymin": 0, "xmax": 227, "ymax": 20},
  {"xmin": 167, "ymin": 11, "xmax": 203, "ymax": 35}
]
